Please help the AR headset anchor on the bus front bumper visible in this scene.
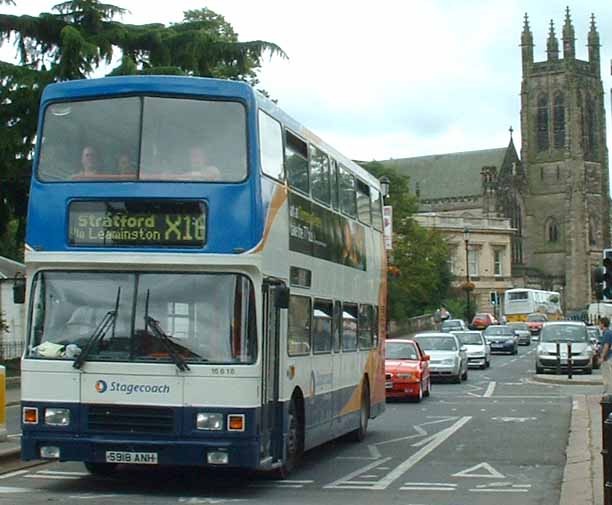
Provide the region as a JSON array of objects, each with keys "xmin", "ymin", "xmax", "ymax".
[{"xmin": 21, "ymin": 432, "xmax": 261, "ymax": 469}]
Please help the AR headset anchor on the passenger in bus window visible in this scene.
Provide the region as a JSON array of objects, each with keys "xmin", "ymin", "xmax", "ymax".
[
  {"xmin": 77, "ymin": 145, "xmax": 99, "ymax": 177},
  {"xmin": 116, "ymin": 152, "xmax": 136, "ymax": 176},
  {"xmin": 188, "ymin": 146, "xmax": 221, "ymax": 181}
]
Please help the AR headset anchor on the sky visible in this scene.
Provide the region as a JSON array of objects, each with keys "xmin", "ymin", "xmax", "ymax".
[{"xmin": 2, "ymin": 0, "xmax": 612, "ymax": 163}]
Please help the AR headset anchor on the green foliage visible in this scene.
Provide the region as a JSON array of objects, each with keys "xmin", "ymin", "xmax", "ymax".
[
  {"xmin": 0, "ymin": 1, "xmax": 287, "ymax": 261},
  {"xmin": 362, "ymin": 160, "xmax": 452, "ymax": 320}
]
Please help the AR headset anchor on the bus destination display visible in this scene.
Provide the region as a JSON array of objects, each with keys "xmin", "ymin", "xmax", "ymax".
[{"xmin": 69, "ymin": 200, "xmax": 206, "ymax": 247}]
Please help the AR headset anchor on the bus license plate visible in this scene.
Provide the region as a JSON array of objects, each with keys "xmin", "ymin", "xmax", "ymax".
[{"xmin": 105, "ymin": 451, "xmax": 158, "ymax": 464}]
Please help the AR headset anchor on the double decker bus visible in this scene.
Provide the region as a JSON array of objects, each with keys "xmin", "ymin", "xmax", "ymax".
[
  {"xmin": 503, "ymin": 288, "xmax": 562, "ymax": 322},
  {"xmin": 19, "ymin": 76, "xmax": 387, "ymax": 477}
]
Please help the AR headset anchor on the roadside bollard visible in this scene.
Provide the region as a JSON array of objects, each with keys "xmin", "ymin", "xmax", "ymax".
[
  {"xmin": 567, "ymin": 343, "xmax": 573, "ymax": 380},
  {"xmin": 0, "ymin": 365, "xmax": 5, "ymax": 442},
  {"xmin": 556, "ymin": 341, "xmax": 561, "ymax": 375},
  {"xmin": 601, "ymin": 396, "xmax": 612, "ymax": 504}
]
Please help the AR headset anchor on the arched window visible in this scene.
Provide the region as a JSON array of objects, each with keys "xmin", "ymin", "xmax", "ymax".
[
  {"xmin": 537, "ymin": 95, "xmax": 549, "ymax": 151},
  {"xmin": 584, "ymin": 94, "xmax": 598, "ymax": 159},
  {"xmin": 546, "ymin": 218, "xmax": 560, "ymax": 243},
  {"xmin": 553, "ymin": 93, "xmax": 565, "ymax": 148}
]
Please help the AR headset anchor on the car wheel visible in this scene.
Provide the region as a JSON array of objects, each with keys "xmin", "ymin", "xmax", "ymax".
[
  {"xmin": 424, "ymin": 378, "xmax": 431, "ymax": 397},
  {"xmin": 414, "ymin": 382, "xmax": 423, "ymax": 403},
  {"xmin": 461, "ymin": 367, "xmax": 468, "ymax": 381},
  {"xmin": 452, "ymin": 373, "xmax": 461, "ymax": 384},
  {"xmin": 485, "ymin": 358, "xmax": 490, "ymax": 368}
]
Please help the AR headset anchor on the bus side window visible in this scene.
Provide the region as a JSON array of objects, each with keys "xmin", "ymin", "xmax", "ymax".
[
  {"xmin": 371, "ymin": 188, "xmax": 383, "ymax": 231},
  {"xmin": 342, "ymin": 303, "xmax": 358, "ymax": 352},
  {"xmin": 310, "ymin": 145, "xmax": 331, "ymax": 206},
  {"xmin": 333, "ymin": 300, "xmax": 341, "ymax": 352},
  {"xmin": 339, "ymin": 166, "xmax": 357, "ymax": 218},
  {"xmin": 313, "ymin": 299, "xmax": 333, "ymax": 354},
  {"xmin": 358, "ymin": 304, "xmax": 374, "ymax": 349},
  {"xmin": 356, "ymin": 180, "xmax": 371, "ymax": 226},
  {"xmin": 285, "ymin": 131, "xmax": 309, "ymax": 194},
  {"xmin": 258, "ymin": 110, "xmax": 284, "ymax": 181},
  {"xmin": 288, "ymin": 295, "xmax": 311, "ymax": 356},
  {"xmin": 330, "ymin": 160, "xmax": 339, "ymax": 210}
]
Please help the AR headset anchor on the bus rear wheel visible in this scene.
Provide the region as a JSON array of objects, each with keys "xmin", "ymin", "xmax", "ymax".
[
  {"xmin": 84, "ymin": 462, "xmax": 117, "ymax": 476},
  {"xmin": 349, "ymin": 380, "xmax": 370, "ymax": 442}
]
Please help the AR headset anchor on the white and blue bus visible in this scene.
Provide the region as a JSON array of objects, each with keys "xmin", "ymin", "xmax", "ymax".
[{"xmin": 19, "ymin": 76, "xmax": 387, "ymax": 477}]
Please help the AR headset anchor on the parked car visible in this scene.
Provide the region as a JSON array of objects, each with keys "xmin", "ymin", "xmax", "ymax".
[
  {"xmin": 483, "ymin": 325, "xmax": 518, "ymax": 354},
  {"xmin": 413, "ymin": 332, "xmax": 468, "ymax": 383},
  {"xmin": 535, "ymin": 321, "xmax": 593, "ymax": 374},
  {"xmin": 586, "ymin": 325, "xmax": 602, "ymax": 370},
  {"xmin": 452, "ymin": 330, "xmax": 491, "ymax": 369},
  {"xmin": 508, "ymin": 322, "xmax": 531, "ymax": 345},
  {"xmin": 385, "ymin": 339, "xmax": 431, "ymax": 402},
  {"xmin": 527, "ymin": 313, "xmax": 548, "ymax": 336},
  {"xmin": 441, "ymin": 319, "xmax": 467, "ymax": 332},
  {"xmin": 471, "ymin": 312, "xmax": 498, "ymax": 330}
]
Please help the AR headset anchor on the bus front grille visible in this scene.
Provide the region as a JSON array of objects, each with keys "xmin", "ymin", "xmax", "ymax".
[{"xmin": 87, "ymin": 405, "xmax": 175, "ymax": 434}]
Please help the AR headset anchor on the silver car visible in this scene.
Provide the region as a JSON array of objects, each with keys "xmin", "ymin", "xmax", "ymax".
[
  {"xmin": 508, "ymin": 322, "xmax": 531, "ymax": 346},
  {"xmin": 535, "ymin": 321, "xmax": 594, "ymax": 374},
  {"xmin": 414, "ymin": 332, "xmax": 468, "ymax": 383},
  {"xmin": 452, "ymin": 330, "xmax": 491, "ymax": 369}
]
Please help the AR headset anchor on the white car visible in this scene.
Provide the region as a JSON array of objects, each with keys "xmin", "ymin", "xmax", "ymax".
[
  {"xmin": 535, "ymin": 321, "xmax": 594, "ymax": 374},
  {"xmin": 452, "ymin": 330, "xmax": 491, "ymax": 369}
]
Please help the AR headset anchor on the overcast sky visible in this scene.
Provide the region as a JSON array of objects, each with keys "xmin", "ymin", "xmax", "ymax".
[{"xmin": 2, "ymin": 1, "xmax": 612, "ymax": 163}]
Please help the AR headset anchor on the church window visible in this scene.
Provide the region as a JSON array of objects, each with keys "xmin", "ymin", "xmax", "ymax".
[
  {"xmin": 589, "ymin": 219, "xmax": 597, "ymax": 247},
  {"xmin": 537, "ymin": 94, "xmax": 549, "ymax": 151},
  {"xmin": 546, "ymin": 218, "xmax": 560, "ymax": 243},
  {"xmin": 553, "ymin": 93, "xmax": 565, "ymax": 148},
  {"xmin": 584, "ymin": 94, "xmax": 598, "ymax": 160}
]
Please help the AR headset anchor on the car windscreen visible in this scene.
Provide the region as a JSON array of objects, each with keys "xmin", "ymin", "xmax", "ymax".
[
  {"xmin": 509, "ymin": 323, "xmax": 529, "ymax": 331},
  {"xmin": 527, "ymin": 314, "xmax": 546, "ymax": 322},
  {"xmin": 414, "ymin": 336, "xmax": 457, "ymax": 351},
  {"xmin": 540, "ymin": 325, "xmax": 588, "ymax": 343},
  {"xmin": 484, "ymin": 326, "xmax": 513, "ymax": 336},
  {"xmin": 455, "ymin": 332, "xmax": 483, "ymax": 345},
  {"xmin": 386, "ymin": 342, "xmax": 418, "ymax": 360}
]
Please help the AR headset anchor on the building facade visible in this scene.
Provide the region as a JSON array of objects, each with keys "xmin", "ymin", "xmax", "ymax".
[{"xmin": 378, "ymin": 9, "xmax": 609, "ymax": 314}]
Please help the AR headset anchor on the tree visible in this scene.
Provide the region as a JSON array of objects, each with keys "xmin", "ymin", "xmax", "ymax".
[
  {"xmin": 362, "ymin": 161, "xmax": 452, "ymax": 320},
  {"xmin": 0, "ymin": 1, "xmax": 287, "ymax": 261}
]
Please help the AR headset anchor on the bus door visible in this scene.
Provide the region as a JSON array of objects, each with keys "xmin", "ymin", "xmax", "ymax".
[{"xmin": 261, "ymin": 280, "xmax": 288, "ymax": 463}]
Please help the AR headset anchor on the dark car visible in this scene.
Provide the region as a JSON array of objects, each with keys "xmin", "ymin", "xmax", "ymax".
[
  {"xmin": 483, "ymin": 325, "xmax": 518, "ymax": 354},
  {"xmin": 508, "ymin": 322, "xmax": 531, "ymax": 345}
]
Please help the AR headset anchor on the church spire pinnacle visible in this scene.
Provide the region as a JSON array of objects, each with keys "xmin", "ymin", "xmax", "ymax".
[
  {"xmin": 547, "ymin": 19, "xmax": 559, "ymax": 61},
  {"xmin": 588, "ymin": 13, "xmax": 600, "ymax": 73},
  {"xmin": 521, "ymin": 13, "xmax": 534, "ymax": 74},
  {"xmin": 562, "ymin": 6, "xmax": 575, "ymax": 59}
]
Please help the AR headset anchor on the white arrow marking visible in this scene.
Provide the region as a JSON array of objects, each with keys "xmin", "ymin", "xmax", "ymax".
[
  {"xmin": 483, "ymin": 382, "xmax": 496, "ymax": 397},
  {"xmin": 452, "ymin": 462, "xmax": 505, "ymax": 479}
]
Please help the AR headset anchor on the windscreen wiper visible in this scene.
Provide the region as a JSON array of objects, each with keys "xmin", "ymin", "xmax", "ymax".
[
  {"xmin": 73, "ymin": 288, "xmax": 121, "ymax": 369},
  {"xmin": 145, "ymin": 315, "xmax": 190, "ymax": 372}
]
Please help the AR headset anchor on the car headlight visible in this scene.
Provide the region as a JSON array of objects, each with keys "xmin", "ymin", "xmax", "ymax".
[
  {"xmin": 196, "ymin": 413, "xmax": 224, "ymax": 431},
  {"xmin": 397, "ymin": 373, "xmax": 415, "ymax": 380},
  {"xmin": 44, "ymin": 408, "xmax": 71, "ymax": 426}
]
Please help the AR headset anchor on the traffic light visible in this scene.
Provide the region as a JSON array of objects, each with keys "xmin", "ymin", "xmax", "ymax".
[
  {"xmin": 593, "ymin": 251, "xmax": 612, "ymax": 300},
  {"xmin": 490, "ymin": 291, "xmax": 499, "ymax": 305}
]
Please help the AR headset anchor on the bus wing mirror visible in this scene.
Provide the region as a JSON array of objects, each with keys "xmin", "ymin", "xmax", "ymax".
[
  {"xmin": 13, "ymin": 275, "xmax": 25, "ymax": 304},
  {"xmin": 274, "ymin": 286, "xmax": 290, "ymax": 309}
]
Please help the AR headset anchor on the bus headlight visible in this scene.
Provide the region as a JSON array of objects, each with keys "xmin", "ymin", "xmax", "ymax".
[
  {"xmin": 196, "ymin": 413, "xmax": 223, "ymax": 431},
  {"xmin": 44, "ymin": 408, "xmax": 71, "ymax": 426}
]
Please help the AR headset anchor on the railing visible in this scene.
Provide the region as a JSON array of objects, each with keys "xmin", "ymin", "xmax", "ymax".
[{"xmin": 389, "ymin": 313, "xmax": 435, "ymax": 338}]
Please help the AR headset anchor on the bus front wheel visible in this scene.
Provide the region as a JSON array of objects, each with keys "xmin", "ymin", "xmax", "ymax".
[{"xmin": 84, "ymin": 462, "xmax": 117, "ymax": 476}]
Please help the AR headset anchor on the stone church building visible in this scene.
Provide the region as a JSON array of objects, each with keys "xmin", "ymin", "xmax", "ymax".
[{"xmin": 380, "ymin": 9, "xmax": 610, "ymax": 313}]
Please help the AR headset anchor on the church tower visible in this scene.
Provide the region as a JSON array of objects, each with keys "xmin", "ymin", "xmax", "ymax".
[{"xmin": 520, "ymin": 9, "xmax": 610, "ymax": 311}]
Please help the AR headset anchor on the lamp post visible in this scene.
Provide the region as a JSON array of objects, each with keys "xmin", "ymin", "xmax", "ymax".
[{"xmin": 463, "ymin": 227, "xmax": 472, "ymax": 323}]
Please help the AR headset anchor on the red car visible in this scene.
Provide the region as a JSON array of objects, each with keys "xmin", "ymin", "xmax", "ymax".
[
  {"xmin": 527, "ymin": 313, "xmax": 548, "ymax": 334},
  {"xmin": 385, "ymin": 339, "xmax": 431, "ymax": 402},
  {"xmin": 470, "ymin": 312, "xmax": 498, "ymax": 330}
]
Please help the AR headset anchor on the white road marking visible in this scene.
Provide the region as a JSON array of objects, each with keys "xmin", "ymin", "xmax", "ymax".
[
  {"xmin": 324, "ymin": 457, "xmax": 393, "ymax": 489},
  {"xmin": 400, "ymin": 486, "xmax": 455, "ymax": 491},
  {"xmin": 249, "ymin": 483, "xmax": 303, "ymax": 488},
  {"xmin": 0, "ymin": 486, "xmax": 31, "ymax": 493},
  {"xmin": 369, "ymin": 417, "xmax": 472, "ymax": 490},
  {"xmin": 0, "ymin": 470, "xmax": 28, "ymax": 480},
  {"xmin": 69, "ymin": 495, "xmax": 122, "ymax": 501},
  {"xmin": 491, "ymin": 416, "xmax": 537, "ymax": 423},
  {"xmin": 37, "ymin": 470, "xmax": 90, "ymax": 476},
  {"xmin": 483, "ymin": 382, "xmax": 496, "ymax": 397},
  {"xmin": 6, "ymin": 434, "xmax": 21, "ymax": 439},
  {"xmin": 470, "ymin": 488, "xmax": 529, "ymax": 493},
  {"xmin": 26, "ymin": 474, "xmax": 81, "ymax": 480},
  {"xmin": 452, "ymin": 462, "xmax": 505, "ymax": 479},
  {"xmin": 402, "ymin": 482, "xmax": 457, "ymax": 486},
  {"xmin": 178, "ymin": 499, "xmax": 248, "ymax": 504}
]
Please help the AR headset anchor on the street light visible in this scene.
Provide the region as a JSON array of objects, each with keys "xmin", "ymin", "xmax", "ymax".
[
  {"xmin": 463, "ymin": 227, "xmax": 472, "ymax": 323},
  {"xmin": 379, "ymin": 176, "xmax": 390, "ymax": 198}
]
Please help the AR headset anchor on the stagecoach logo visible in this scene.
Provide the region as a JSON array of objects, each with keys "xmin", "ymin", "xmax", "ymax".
[{"xmin": 95, "ymin": 380, "xmax": 108, "ymax": 393}]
